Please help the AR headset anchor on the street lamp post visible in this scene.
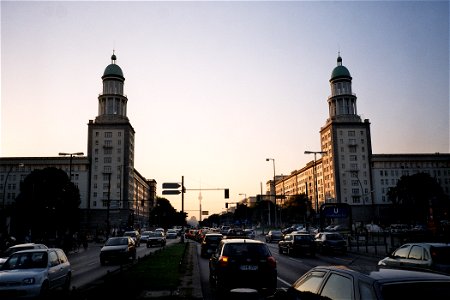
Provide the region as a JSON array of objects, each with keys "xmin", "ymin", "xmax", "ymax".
[
  {"xmin": 266, "ymin": 158, "xmax": 276, "ymax": 227},
  {"xmin": 304, "ymin": 151, "xmax": 327, "ymax": 217},
  {"xmin": 58, "ymin": 152, "xmax": 84, "ymax": 181}
]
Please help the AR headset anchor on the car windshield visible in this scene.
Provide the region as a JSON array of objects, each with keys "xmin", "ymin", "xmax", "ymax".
[
  {"xmin": 223, "ymin": 243, "xmax": 270, "ymax": 258},
  {"xmin": 380, "ymin": 281, "xmax": 450, "ymax": 299},
  {"xmin": 105, "ymin": 237, "xmax": 128, "ymax": 246},
  {"xmin": 2, "ymin": 252, "xmax": 47, "ymax": 270},
  {"xmin": 149, "ymin": 232, "xmax": 163, "ymax": 237},
  {"xmin": 271, "ymin": 231, "xmax": 282, "ymax": 236},
  {"xmin": 295, "ymin": 235, "xmax": 313, "ymax": 241},
  {"xmin": 431, "ymin": 246, "xmax": 450, "ymax": 264},
  {"xmin": 141, "ymin": 231, "xmax": 152, "ymax": 236},
  {"xmin": 206, "ymin": 236, "xmax": 222, "ymax": 242}
]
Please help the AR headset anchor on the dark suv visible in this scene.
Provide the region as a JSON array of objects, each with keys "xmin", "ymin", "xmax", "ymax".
[
  {"xmin": 278, "ymin": 233, "xmax": 315, "ymax": 256},
  {"xmin": 209, "ymin": 239, "xmax": 277, "ymax": 294},
  {"xmin": 201, "ymin": 233, "xmax": 223, "ymax": 258}
]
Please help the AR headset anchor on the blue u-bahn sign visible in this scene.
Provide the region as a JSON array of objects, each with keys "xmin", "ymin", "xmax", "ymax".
[{"xmin": 322, "ymin": 205, "xmax": 349, "ymax": 218}]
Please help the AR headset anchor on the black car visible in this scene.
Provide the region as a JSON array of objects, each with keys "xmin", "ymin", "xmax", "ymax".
[
  {"xmin": 209, "ymin": 239, "xmax": 277, "ymax": 294},
  {"xmin": 314, "ymin": 232, "xmax": 347, "ymax": 254},
  {"xmin": 273, "ymin": 265, "xmax": 450, "ymax": 300},
  {"xmin": 265, "ymin": 230, "xmax": 283, "ymax": 243},
  {"xmin": 378, "ymin": 242, "xmax": 450, "ymax": 274},
  {"xmin": 100, "ymin": 236, "xmax": 136, "ymax": 265},
  {"xmin": 278, "ymin": 233, "xmax": 315, "ymax": 256},
  {"xmin": 200, "ymin": 233, "xmax": 223, "ymax": 258}
]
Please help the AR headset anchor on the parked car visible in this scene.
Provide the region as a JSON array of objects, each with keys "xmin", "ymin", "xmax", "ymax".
[
  {"xmin": 265, "ymin": 230, "xmax": 283, "ymax": 243},
  {"xmin": 314, "ymin": 232, "xmax": 347, "ymax": 254},
  {"xmin": 273, "ymin": 265, "xmax": 450, "ymax": 300},
  {"xmin": 200, "ymin": 233, "xmax": 223, "ymax": 258},
  {"xmin": 0, "ymin": 248, "xmax": 71, "ymax": 298},
  {"xmin": 123, "ymin": 230, "xmax": 141, "ymax": 247},
  {"xmin": 100, "ymin": 236, "xmax": 136, "ymax": 265},
  {"xmin": 166, "ymin": 229, "xmax": 178, "ymax": 239},
  {"xmin": 278, "ymin": 233, "xmax": 315, "ymax": 257},
  {"xmin": 0, "ymin": 243, "xmax": 48, "ymax": 268},
  {"xmin": 378, "ymin": 242, "xmax": 450, "ymax": 274},
  {"xmin": 146, "ymin": 231, "xmax": 166, "ymax": 248},
  {"xmin": 209, "ymin": 238, "xmax": 277, "ymax": 294}
]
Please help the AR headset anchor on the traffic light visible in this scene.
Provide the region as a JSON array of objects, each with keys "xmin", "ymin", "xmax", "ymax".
[
  {"xmin": 224, "ymin": 189, "xmax": 229, "ymax": 199},
  {"xmin": 225, "ymin": 202, "xmax": 228, "ymax": 208}
]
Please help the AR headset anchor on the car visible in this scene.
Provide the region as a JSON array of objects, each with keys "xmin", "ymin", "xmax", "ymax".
[
  {"xmin": 243, "ymin": 229, "xmax": 256, "ymax": 239},
  {"xmin": 140, "ymin": 231, "xmax": 153, "ymax": 243},
  {"xmin": 278, "ymin": 233, "xmax": 315, "ymax": 257},
  {"xmin": 123, "ymin": 230, "xmax": 141, "ymax": 246},
  {"xmin": 265, "ymin": 230, "xmax": 283, "ymax": 243},
  {"xmin": 314, "ymin": 232, "xmax": 347, "ymax": 254},
  {"xmin": 166, "ymin": 229, "xmax": 178, "ymax": 239},
  {"xmin": 146, "ymin": 231, "xmax": 166, "ymax": 248},
  {"xmin": 209, "ymin": 238, "xmax": 277, "ymax": 294},
  {"xmin": 273, "ymin": 265, "xmax": 450, "ymax": 300},
  {"xmin": 0, "ymin": 243, "xmax": 48, "ymax": 268},
  {"xmin": 378, "ymin": 242, "xmax": 450, "ymax": 274},
  {"xmin": 200, "ymin": 233, "xmax": 223, "ymax": 258},
  {"xmin": 0, "ymin": 248, "xmax": 71, "ymax": 298},
  {"xmin": 100, "ymin": 236, "xmax": 136, "ymax": 265}
]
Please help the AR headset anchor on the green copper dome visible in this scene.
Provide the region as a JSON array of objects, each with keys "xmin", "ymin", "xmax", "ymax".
[
  {"xmin": 102, "ymin": 52, "xmax": 124, "ymax": 78},
  {"xmin": 330, "ymin": 55, "xmax": 351, "ymax": 81}
]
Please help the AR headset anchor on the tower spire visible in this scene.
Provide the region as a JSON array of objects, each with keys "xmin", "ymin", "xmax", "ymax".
[{"xmin": 111, "ymin": 50, "xmax": 117, "ymax": 64}]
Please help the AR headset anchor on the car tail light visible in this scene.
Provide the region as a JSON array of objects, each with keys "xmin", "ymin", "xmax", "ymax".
[
  {"xmin": 267, "ymin": 256, "xmax": 276, "ymax": 268},
  {"xmin": 219, "ymin": 256, "xmax": 229, "ymax": 267}
]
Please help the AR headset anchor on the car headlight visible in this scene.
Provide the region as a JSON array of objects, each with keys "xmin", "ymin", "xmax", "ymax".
[{"xmin": 22, "ymin": 278, "xmax": 35, "ymax": 285}]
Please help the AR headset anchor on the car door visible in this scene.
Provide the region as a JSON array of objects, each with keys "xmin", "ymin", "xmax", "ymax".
[{"xmin": 47, "ymin": 250, "xmax": 63, "ymax": 288}]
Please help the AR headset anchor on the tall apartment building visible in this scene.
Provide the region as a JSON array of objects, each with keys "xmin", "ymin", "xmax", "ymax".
[
  {"xmin": 271, "ymin": 55, "xmax": 449, "ymax": 224},
  {"xmin": 1, "ymin": 53, "xmax": 156, "ymax": 235}
]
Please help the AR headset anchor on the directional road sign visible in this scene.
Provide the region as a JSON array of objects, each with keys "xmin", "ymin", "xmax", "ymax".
[
  {"xmin": 162, "ymin": 182, "xmax": 181, "ymax": 189},
  {"xmin": 162, "ymin": 190, "xmax": 181, "ymax": 195}
]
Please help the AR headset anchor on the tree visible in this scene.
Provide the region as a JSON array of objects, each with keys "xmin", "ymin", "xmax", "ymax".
[
  {"xmin": 13, "ymin": 167, "xmax": 81, "ymax": 243},
  {"xmin": 387, "ymin": 172, "xmax": 449, "ymax": 224},
  {"xmin": 149, "ymin": 197, "xmax": 186, "ymax": 228},
  {"xmin": 283, "ymin": 194, "xmax": 313, "ymax": 225}
]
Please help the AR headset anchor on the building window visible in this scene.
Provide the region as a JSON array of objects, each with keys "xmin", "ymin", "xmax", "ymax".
[
  {"xmin": 105, "ymin": 132, "xmax": 112, "ymax": 138},
  {"xmin": 104, "ymin": 157, "xmax": 112, "ymax": 163},
  {"xmin": 348, "ymin": 131, "xmax": 355, "ymax": 136}
]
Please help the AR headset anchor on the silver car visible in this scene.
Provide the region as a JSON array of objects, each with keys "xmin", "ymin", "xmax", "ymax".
[
  {"xmin": 378, "ymin": 242, "xmax": 450, "ymax": 274},
  {"xmin": 0, "ymin": 248, "xmax": 71, "ymax": 298}
]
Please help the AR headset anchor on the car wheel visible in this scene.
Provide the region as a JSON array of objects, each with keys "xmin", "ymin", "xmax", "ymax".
[
  {"xmin": 62, "ymin": 273, "xmax": 71, "ymax": 291},
  {"xmin": 39, "ymin": 281, "xmax": 49, "ymax": 299}
]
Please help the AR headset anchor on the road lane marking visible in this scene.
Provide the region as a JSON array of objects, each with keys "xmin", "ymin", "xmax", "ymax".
[{"xmin": 277, "ymin": 277, "xmax": 292, "ymax": 287}]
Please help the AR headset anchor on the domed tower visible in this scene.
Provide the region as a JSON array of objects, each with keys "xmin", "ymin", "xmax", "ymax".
[
  {"xmin": 327, "ymin": 55, "xmax": 359, "ymax": 122},
  {"xmin": 318, "ymin": 55, "xmax": 373, "ymax": 220},
  {"xmin": 87, "ymin": 52, "xmax": 136, "ymax": 230},
  {"xmin": 97, "ymin": 52, "xmax": 128, "ymax": 122}
]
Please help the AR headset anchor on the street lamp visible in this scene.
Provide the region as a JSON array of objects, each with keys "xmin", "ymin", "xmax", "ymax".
[
  {"xmin": 2, "ymin": 163, "xmax": 24, "ymax": 209},
  {"xmin": 266, "ymin": 158, "xmax": 276, "ymax": 227},
  {"xmin": 58, "ymin": 152, "xmax": 84, "ymax": 181},
  {"xmin": 304, "ymin": 151, "xmax": 327, "ymax": 216}
]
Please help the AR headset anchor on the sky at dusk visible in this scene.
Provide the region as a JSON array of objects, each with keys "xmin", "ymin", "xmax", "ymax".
[{"xmin": 1, "ymin": 0, "xmax": 449, "ymax": 218}]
